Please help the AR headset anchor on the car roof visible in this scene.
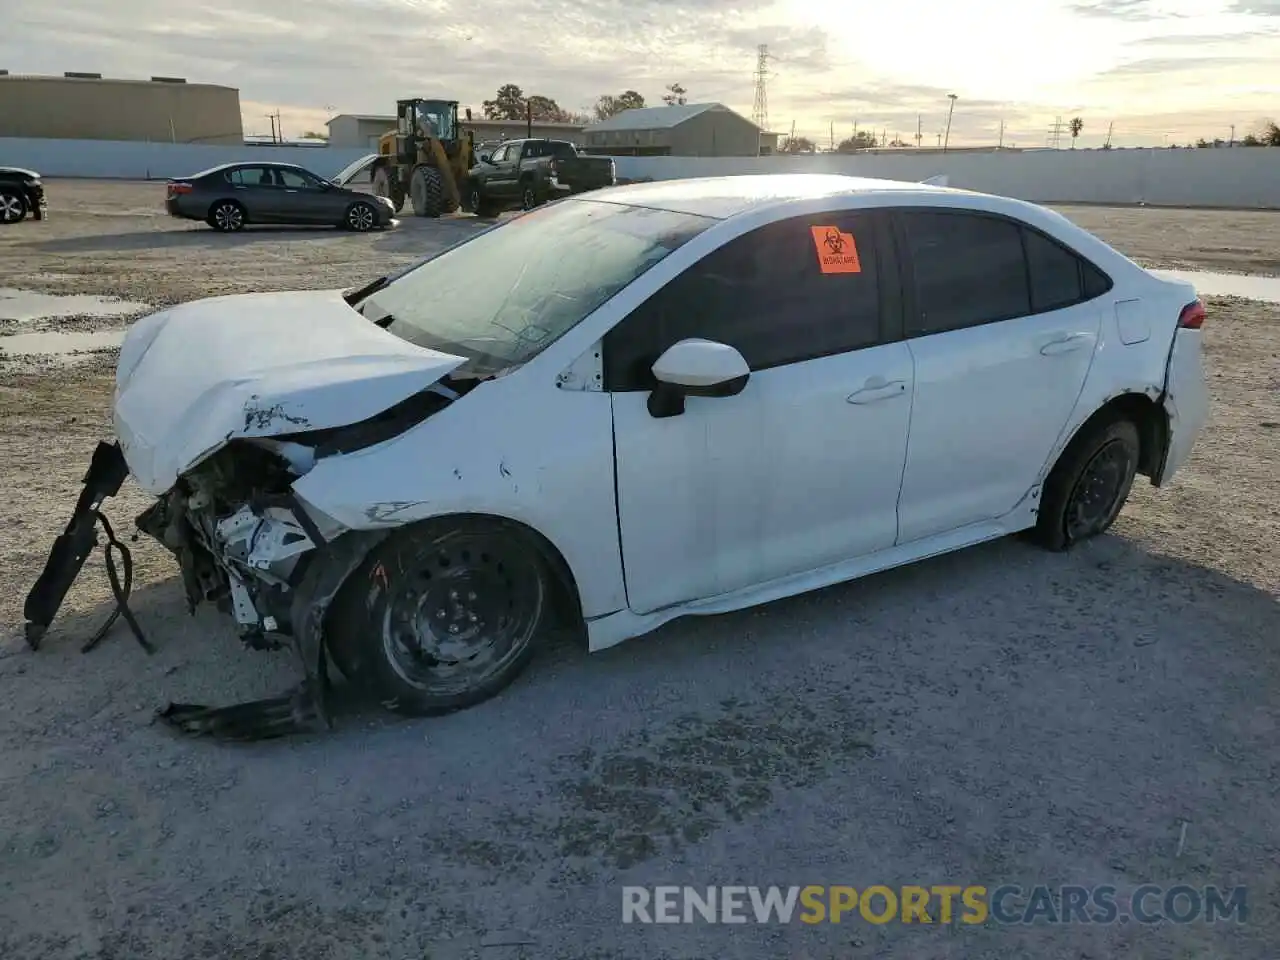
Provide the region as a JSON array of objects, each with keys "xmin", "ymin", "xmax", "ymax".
[
  {"xmin": 590, "ymin": 173, "xmax": 966, "ymax": 219},
  {"xmin": 185, "ymin": 160, "xmax": 311, "ymax": 179}
]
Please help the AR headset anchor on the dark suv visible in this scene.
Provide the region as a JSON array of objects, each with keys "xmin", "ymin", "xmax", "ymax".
[{"xmin": 0, "ymin": 167, "xmax": 47, "ymax": 224}]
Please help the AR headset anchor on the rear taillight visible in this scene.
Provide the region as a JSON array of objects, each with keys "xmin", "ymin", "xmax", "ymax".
[
  {"xmin": 167, "ymin": 182, "xmax": 193, "ymax": 196},
  {"xmin": 1178, "ymin": 299, "xmax": 1206, "ymax": 329}
]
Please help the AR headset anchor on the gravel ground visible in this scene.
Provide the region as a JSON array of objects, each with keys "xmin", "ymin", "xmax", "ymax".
[{"xmin": 1, "ymin": 181, "xmax": 1278, "ymax": 959}]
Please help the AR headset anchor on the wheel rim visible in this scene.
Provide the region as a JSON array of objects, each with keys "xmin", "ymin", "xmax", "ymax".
[
  {"xmin": 0, "ymin": 194, "xmax": 21, "ymax": 222},
  {"xmin": 215, "ymin": 204, "xmax": 242, "ymax": 230},
  {"xmin": 349, "ymin": 204, "xmax": 374, "ymax": 230},
  {"xmin": 380, "ymin": 532, "xmax": 543, "ymax": 696},
  {"xmin": 1065, "ymin": 438, "xmax": 1132, "ymax": 539},
  {"xmin": 521, "ymin": 188, "xmax": 535, "ymax": 210},
  {"xmin": 469, "ymin": 189, "xmax": 481, "ymax": 211}
]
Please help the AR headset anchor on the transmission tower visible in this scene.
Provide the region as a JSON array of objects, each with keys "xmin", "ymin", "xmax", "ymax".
[
  {"xmin": 1047, "ymin": 115, "xmax": 1067, "ymax": 149},
  {"xmin": 752, "ymin": 44, "xmax": 771, "ymax": 134}
]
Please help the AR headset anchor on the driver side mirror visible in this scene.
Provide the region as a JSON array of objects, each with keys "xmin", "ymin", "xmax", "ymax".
[
  {"xmin": 479, "ymin": 153, "xmax": 492, "ymax": 164},
  {"xmin": 648, "ymin": 338, "xmax": 750, "ymax": 418}
]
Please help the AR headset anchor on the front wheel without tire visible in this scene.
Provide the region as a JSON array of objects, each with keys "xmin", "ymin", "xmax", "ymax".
[
  {"xmin": 520, "ymin": 182, "xmax": 539, "ymax": 210},
  {"xmin": 0, "ymin": 189, "xmax": 28, "ymax": 224},
  {"xmin": 327, "ymin": 519, "xmax": 550, "ymax": 716},
  {"xmin": 208, "ymin": 200, "xmax": 245, "ymax": 232},
  {"xmin": 1034, "ymin": 418, "xmax": 1140, "ymax": 551}
]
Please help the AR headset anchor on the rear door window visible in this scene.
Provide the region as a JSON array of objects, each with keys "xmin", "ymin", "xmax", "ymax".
[{"xmin": 901, "ymin": 211, "xmax": 1030, "ymax": 336}]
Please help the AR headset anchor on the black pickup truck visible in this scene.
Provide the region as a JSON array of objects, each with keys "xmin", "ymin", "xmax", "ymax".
[
  {"xmin": 0, "ymin": 166, "xmax": 47, "ymax": 224},
  {"xmin": 464, "ymin": 139, "xmax": 616, "ymax": 216}
]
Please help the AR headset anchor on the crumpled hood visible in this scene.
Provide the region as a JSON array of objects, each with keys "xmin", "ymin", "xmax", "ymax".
[{"xmin": 114, "ymin": 289, "xmax": 466, "ymax": 494}]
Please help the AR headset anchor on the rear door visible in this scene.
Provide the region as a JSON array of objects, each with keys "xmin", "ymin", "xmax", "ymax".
[
  {"xmin": 892, "ymin": 209, "xmax": 1105, "ymax": 543},
  {"xmin": 222, "ymin": 166, "xmax": 282, "ymax": 222}
]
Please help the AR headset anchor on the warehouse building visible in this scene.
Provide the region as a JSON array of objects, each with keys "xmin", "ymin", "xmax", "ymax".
[
  {"xmin": 0, "ymin": 73, "xmax": 243, "ymax": 144},
  {"xmin": 326, "ymin": 114, "xmax": 586, "ymax": 150},
  {"xmin": 581, "ymin": 102, "xmax": 779, "ymax": 157}
]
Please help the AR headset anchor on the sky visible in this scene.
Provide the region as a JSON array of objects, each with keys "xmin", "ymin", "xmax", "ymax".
[{"xmin": 5, "ymin": 0, "xmax": 1280, "ymax": 148}]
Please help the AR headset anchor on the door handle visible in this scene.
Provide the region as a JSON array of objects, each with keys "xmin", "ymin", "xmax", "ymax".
[
  {"xmin": 285, "ymin": 189, "xmax": 299, "ymax": 194},
  {"xmin": 1040, "ymin": 333, "xmax": 1092, "ymax": 356},
  {"xmin": 847, "ymin": 380, "xmax": 907, "ymax": 404}
]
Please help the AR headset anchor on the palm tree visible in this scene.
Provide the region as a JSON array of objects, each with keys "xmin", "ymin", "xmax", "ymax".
[{"xmin": 1069, "ymin": 117, "xmax": 1084, "ymax": 149}]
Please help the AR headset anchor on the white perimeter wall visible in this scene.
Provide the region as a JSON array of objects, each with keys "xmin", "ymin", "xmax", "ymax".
[
  {"xmin": 0, "ymin": 138, "xmax": 372, "ymax": 181},
  {"xmin": 3, "ymin": 136, "xmax": 1280, "ymax": 208},
  {"xmin": 609, "ymin": 148, "xmax": 1280, "ymax": 209}
]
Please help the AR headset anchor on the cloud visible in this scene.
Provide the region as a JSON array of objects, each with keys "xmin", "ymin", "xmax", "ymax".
[
  {"xmin": 1102, "ymin": 55, "xmax": 1268, "ymax": 74},
  {"xmin": 1065, "ymin": 0, "xmax": 1180, "ymax": 20},
  {"xmin": 1229, "ymin": 0, "xmax": 1280, "ymax": 12},
  {"xmin": 1, "ymin": 0, "xmax": 1277, "ymax": 148}
]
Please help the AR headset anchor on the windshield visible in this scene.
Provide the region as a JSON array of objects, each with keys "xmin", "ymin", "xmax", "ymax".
[{"xmin": 360, "ymin": 199, "xmax": 716, "ymax": 376}]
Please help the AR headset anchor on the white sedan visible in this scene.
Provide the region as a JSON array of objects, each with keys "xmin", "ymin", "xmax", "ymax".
[{"xmin": 25, "ymin": 174, "xmax": 1209, "ymax": 728}]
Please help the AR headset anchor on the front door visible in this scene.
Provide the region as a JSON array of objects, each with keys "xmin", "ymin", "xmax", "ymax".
[
  {"xmin": 893, "ymin": 209, "xmax": 1105, "ymax": 543},
  {"xmin": 604, "ymin": 210, "xmax": 914, "ymax": 614}
]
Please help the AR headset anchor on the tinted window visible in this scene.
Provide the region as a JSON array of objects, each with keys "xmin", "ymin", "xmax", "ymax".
[
  {"xmin": 903, "ymin": 212, "xmax": 1029, "ymax": 336},
  {"xmin": 604, "ymin": 213, "xmax": 884, "ymax": 390},
  {"xmin": 1083, "ymin": 261, "xmax": 1112, "ymax": 298},
  {"xmin": 550, "ymin": 142, "xmax": 579, "ymax": 160},
  {"xmin": 1023, "ymin": 228, "xmax": 1082, "ymax": 312},
  {"xmin": 223, "ymin": 166, "xmax": 269, "ymax": 186},
  {"xmin": 277, "ymin": 169, "xmax": 317, "ymax": 189},
  {"xmin": 490, "ymin": 144, "xmax": 509, "ymax": 162}
]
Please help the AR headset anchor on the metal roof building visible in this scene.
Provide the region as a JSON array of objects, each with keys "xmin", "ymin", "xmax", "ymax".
[{"xmin": 581, "ymin": 102, "xmax": 779, "ymax": 157}]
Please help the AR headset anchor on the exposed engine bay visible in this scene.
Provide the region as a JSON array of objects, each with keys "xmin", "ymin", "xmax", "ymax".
[{"xmin": 22, "ymin": 375, "xmax": 481, "ymax": 740}]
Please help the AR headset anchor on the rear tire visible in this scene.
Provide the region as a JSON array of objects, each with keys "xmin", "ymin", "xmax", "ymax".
[
  {"xmin": 325, "ymin": 518, "xmax": 550, "ymax": 716},
  {"xmin": 410, "ymin": 166, "xmax": 444, "ymax": 218},
  {"xmin": 207, "ymin": 200, "xmax": 245, "ymax": 232},
  {"xmin": 520, "ymin": 180, "xmax": 539, "ymax": 210},
  {"xmin": 0, "ymin": 189, "xmax": 28, "ymax": 224},
  {"xmin": 1034, "ymin": 417, "xmax": 1140, "ymax": 551}
]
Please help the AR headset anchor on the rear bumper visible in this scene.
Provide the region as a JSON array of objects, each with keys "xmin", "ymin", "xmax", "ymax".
[{"xmin": 1155, "ymin": 329, "xmax": 1209, "ymax": 485}]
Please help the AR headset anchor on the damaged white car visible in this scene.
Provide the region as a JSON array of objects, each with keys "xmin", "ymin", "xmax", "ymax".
[{"xmin": 24, "ymin": 174, "xmax": 1209, "ymax": 738}]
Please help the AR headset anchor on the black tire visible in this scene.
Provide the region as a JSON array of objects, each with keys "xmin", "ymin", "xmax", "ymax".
[
  {"xmin": 207, "ymin": 200, "xmax": 245, "ymax": 232},
  {"xmin": 466, "ymin": 182, "xmax": 500, "ymax": 218},
  {"xmin": 0, "ymin": 188, "xmax": 28, "ymax": 224},
  {"xmin": 372, "ymin": 166, "xmax": 404, "ymax": 213},
  {"xmin": 519, "ymin": 179, "xmax": 539, "ymax": 210},
  {"xmin": 1034, "ymin": 417, "xmax": 1140, "ymax": 551},
  {"xmin": 344, "ymin": 200, "xmax": 378, "ymax": 232},
  {"xmin": 410, "ymin": 166, "xmax": 444, "ymax": 218},
  {"xmin": 326, "ymin": 518, "xmax": 550, "ymax": 716}
]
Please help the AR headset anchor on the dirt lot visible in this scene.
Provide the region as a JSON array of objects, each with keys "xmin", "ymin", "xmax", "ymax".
[{"xmin": 1, "ymin": 181, "xmax": 1278, "ymax": 959}]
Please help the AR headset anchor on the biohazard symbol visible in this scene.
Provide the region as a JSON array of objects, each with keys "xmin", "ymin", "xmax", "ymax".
[{"xmin": 810, "ymin": 225, "xmax": 862, "ymax": 274}]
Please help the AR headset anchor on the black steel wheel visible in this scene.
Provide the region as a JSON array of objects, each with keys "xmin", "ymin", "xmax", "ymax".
[
  {"xmin": 208, "ymin": 200, "xmax": 245, "ymax": 232},
  {"xmin": 520, "ymin": 182, "xmax": 538, "ymax": 210},
  {"xmin": 345, "ymin": 201, "xmax": 377, "ymax": 232},
  {"xmin": 327, "ymin": 519, "xmax": 549, "ymax": 716},
  {"xmin": 0, "ymin": 189, "xmax": 28, "ymax": 224},
  {"xmin": 1034, "ymin": 418, "xmax": 1140, "ymax": 551}
]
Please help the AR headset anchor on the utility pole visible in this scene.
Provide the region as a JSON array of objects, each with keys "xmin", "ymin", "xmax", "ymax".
[
  {"xmin": 1104, "ymin": 121, "xmax": 1114, "ymax": 149},
  {"xmin": 1229, "ymin": 123, "xmax": 1235, "ymax": 147},
  {"xmin": 1047, "ymin": 116, "xmax": 1066, "ymax": 149},
  {"xmin": 936, "ymin": 131, "xmax": 942, "ymax": 147},
  {"xmin": 829, "ymin": 120, "xmax": 834, "ymax": 151},
  {"xmin": 943, "ymin": 93, "xmax": 958, "ymax": 153},
  {"xmin": 916, "ymin": 114, "xmax": 922, "ymax": 148},
  {"xmin": 998, "ymin": 119, "xmax": 1004, "ymax": 149}
]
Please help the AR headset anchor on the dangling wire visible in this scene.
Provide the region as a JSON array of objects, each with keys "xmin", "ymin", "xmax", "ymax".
[{"xmin": 81, "ymin": 511, "xmax": 154, "ymax": 655}]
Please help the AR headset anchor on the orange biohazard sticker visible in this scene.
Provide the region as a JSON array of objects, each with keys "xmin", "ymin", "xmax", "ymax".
[{"xmin": 810, "ymin": 225, "xmax": 862, "ymax": 274}]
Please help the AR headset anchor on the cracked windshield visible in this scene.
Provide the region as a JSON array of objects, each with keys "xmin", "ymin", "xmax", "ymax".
[{"xmin": 359, "ymin": 200, "xmax": 714, "ymax": 373}]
